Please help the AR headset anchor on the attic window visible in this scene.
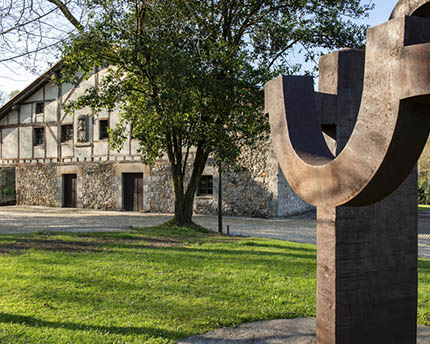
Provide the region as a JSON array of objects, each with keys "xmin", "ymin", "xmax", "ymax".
[
  {"xmin": 99, "ymin": 119, "xmax": 109, "ymax": 140},
  {"xmin": 33, "ymin": 127, "xmax": 44, "ymax": 146},
  {"xmin": 35, "ymin": 102, "xmax": 44, "ymax": 114}
]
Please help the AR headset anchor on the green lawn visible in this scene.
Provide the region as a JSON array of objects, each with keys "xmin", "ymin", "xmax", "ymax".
[
  {"xmin": 419, "ymin": 204, "xmax": 430, "ymax": 211},
  {"xmin": 0, "ymin": 226, "xmax": 428, "ymax": 344}
]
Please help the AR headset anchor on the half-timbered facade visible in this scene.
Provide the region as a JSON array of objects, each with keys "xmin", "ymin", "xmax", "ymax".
[{"xmin": 0, "ymin": 62, "xmax": 312, "ymax": 217}]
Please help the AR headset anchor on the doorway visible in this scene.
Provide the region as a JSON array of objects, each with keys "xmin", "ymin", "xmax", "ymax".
[
  {"xmin": 63, "ymin": 174, "xmax": 77, "ymax": 208},
  {"xmin": 123, "ymin": 173, "xmax": 143, "ymax": 211}
]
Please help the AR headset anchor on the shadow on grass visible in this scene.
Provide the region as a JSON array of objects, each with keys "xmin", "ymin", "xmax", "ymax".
[
  {"xmin": 0, "ymin": 236, "xmax": 185, "ymax": 253},
  {"xmin": 0, "ymin": 313, "xmax": 187, "ymax": 339},
  {"xmin": 239, "ymin": 241, "xmax": 315, "ymax": 252},
  {"xmin": 419, "ymin": 259, "xmax": 430, "ymax": 274},
  {"xmin": 0, "ymin": 234, "xmax": 316, "ymax": 261}
]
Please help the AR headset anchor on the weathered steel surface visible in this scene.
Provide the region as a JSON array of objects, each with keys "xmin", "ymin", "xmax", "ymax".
[
  {"xmin": 316, "ymin": 178, "xmax": 418, "ymax": 344},
  {"xmin": 314, "ymin": 46, "xmax": 420, "ymax": 344},
  {"xmin": 265, "ymin": 1, "xmax": 430, "ymax": 343},
  {"xmin": 265, "ymin": 15, "xmax": 430, "ymax": 208},
  {"xmin": 391, "ymin": 0, "xmax": 430, "ymax": 18}
]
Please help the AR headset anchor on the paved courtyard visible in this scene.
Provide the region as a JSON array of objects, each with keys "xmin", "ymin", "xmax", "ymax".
[{"xmin": 0, "ymin": 205, "xmax": 430, "ymax": 258}]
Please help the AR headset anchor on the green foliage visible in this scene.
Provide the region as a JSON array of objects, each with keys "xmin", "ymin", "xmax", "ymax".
[
  {"xmin": 419, "ymin": 137, "xmax": 430, "ymax": 205},
  {"xmin": 0, "ymin": 167, "xmax": 15, "ymax": 203},
  {"xmin": 8, "ymin": 90, "xmax": 20, "ymax": 99},
  {"xmin": 61, "ymin": 0, "xmax": 372, "ymax": 161},
  {"xmin": 59, "ymin": 0, "xmax": 373, "ymax": 223},
  {"xmin": 419, "ymin": 172, "xmax": 430, "ymax": 205}
]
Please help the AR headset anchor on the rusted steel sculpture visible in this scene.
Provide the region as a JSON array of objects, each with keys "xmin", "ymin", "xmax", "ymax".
[{"xmin": 265, "ymin": 1, "xmax": 430, "ymax": 343}]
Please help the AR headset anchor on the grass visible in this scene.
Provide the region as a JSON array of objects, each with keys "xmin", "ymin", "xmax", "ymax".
[
  {"xmin": 419, "ymin": 204, "xmax": 430, "ymax": 212},
  {"xmin": 0, "ymin": 226, "xmax": 428, "ymax": 343}
]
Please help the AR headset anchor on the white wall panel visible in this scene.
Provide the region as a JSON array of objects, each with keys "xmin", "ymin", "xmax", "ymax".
[
  {"xmin": 20, "ymin": 127, "xmax": 33, "ymax": 159},
  {"xmin": 2, "ymin": 128, "xmax": 18, "ymax": 159},
  {"xmin": 21, "ymin": 104, "xmax": 32, "ymax": 123},
  {"xmin": 46, "ymin": 126, "xmax": 58, "ymax": 158}
]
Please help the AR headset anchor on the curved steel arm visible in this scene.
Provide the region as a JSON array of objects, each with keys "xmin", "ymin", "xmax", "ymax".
[{"xmin": 265, "ymin": 15, "xmax": 430, "ymax": 207}]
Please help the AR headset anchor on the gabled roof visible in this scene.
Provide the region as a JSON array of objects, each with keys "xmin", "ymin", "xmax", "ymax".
[{"xmin": 0, "ymin": 60, "xmax": 64, "ymax": 119}]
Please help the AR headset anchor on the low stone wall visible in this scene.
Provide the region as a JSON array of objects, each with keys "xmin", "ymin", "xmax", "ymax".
[
  {"xmin": 16, "ymin": 164, "xmax": 58, "ymax": 207},
  {"xmin": 80, "ymin": 162, "xmax": 119, "ymax": 210}
]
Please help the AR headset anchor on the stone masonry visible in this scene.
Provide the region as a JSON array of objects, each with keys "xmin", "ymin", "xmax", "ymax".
[
  {"xmin": 14, "ymin": 145, "xmax": 311, "ymax": 217},
  {"xmin": 16, "ymin": 164, "xmax": 58, "ymax": 207},
  {"xmin": 80, "ymin": 162, "xmax": 119, "ymax": 210}
]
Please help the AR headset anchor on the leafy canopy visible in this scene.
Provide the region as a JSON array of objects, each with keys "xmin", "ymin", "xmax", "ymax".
[{"xmin": 61, "ymin": 0, "xmax": 373, "ymax": 165}]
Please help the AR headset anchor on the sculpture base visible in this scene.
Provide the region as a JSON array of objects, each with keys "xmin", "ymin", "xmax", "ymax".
[
  {"xmin": 176, "ymin": 318, "xmax": 430, "ymax": 344},
  {"xmin": 317, "ymin": 172, "xmax": 418, "ymax": 344}
]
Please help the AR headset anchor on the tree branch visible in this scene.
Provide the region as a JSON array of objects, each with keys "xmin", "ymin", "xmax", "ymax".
[
  {"xmin": 46, "ymin": 0, "xmax": 83, "ymax": 31},
  {"xmin": 0, "ymin": 6, "xmax": 58, "ymax": 35}
]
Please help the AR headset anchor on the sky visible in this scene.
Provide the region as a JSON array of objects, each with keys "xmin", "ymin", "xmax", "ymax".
[{"xmin": 0, "ymin": 0, "xmax": 399, "ymax": 95}]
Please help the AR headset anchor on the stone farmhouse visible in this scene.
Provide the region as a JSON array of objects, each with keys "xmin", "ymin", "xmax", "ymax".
[{"xmin": 0, "ymin": 61, "xmax": 312, "ymax": 217}]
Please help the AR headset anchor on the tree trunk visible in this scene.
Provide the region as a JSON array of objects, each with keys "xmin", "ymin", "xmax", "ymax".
[{"xmin": 169, "ymin": 144, "xmax": 209, "ymax": 227}]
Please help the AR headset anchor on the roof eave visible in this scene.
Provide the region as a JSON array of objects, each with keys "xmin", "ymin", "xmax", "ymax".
[{"xmin": 0, "ymin": 60, "xmax": 64, "ymax": 119}]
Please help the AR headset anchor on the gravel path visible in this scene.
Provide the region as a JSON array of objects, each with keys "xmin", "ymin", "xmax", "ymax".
[
  {"xmin": 0, "ymin": 205, "xmax": 429, "ymax": 258},
  {"xmin": 176, "ymin": 318, "xmax": 430, "ymax": 344}
]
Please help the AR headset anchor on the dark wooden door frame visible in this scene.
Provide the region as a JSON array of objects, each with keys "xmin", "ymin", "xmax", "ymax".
[
  {"xmin": 122, "ymin": 173, "xmax": 144, "ymax": 211},
  {"xmin": 63, "ymin": 174, "xmax": 77, "ymax": 208}
]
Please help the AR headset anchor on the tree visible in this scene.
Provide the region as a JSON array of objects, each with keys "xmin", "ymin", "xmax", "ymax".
[
  {"xmin": 0, "ymin": 90, "xmax": 21, "ymax": 106},
  {"xmin": 9, "ymin": 90, "xmax": 20, "ymax": 99},
  {"xmin": 1, "ymin": 0, "xmax": 373, "ymax": 226},
  {"xmin": 0, "ymin": 0, "xmax": 85, "ymax": 72}
]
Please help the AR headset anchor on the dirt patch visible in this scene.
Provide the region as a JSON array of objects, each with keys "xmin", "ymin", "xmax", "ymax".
[
  {"xmin": 0, "ymin": 239, "xmax": 104, "ymax": 253},
  {"xmin": 0, "ymin": 236, "xmax": 186, "ymax": 254},
  {"xmin": 139, "ymin": 237, "xmax": 185, "ymax": 246}
]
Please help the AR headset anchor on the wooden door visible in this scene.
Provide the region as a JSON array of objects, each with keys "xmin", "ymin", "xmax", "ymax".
[
  {"xmin": 63, "ymin": 174, "xmax": 77, "ymax": 208},
  {"xmin": 123, "ymin": 173, "xmax": 143, "ymax": 211}
]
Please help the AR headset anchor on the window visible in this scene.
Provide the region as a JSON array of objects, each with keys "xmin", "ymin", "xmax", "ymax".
[
  {"xmin": 99, "ymin": 119, "xmax": 109, "ymax": 140},
  {"xmin": 33, "ymin": 127, "xmax": 44, "ymax": 146},
  {"xmin": 61, "ymin": 124, "xmax": 73, "ymax": 143},
  {"xmin": 35, "ymin": 102, "xmax": 44, "ymax": 114},
  {"xmin": 198, "ymin": 175, "xmax": 213, "ymax": 196}
]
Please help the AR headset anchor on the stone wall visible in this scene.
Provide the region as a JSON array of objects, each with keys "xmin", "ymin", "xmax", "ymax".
[
  {"xmin": 147, "ymin": 160, "xmax": 175, "ymax": 213},
  {"xmin": 80, "ymin": 162, "xmax": 119, "ymax": 210},
  {"xmin": 277, "ymin": 166, "xmax": 314, "ymax": 216},
  {"xmin": 16, "ymin": 164, "xmax": 58, "ymax": 207},
  {"xmin": 13, "ymin": 148, "xmax": 312, "ymax": 218},
  {"xmin": 148, "ymin": 158, "xmax": 220, "ymax": 215},
  {"xmin": 146, "ymin": 142, "xmax": 312, "ymax": 218},
  {"xmin": 221, "ymin": 141, "xmax": 279, "ymax": 218}
]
